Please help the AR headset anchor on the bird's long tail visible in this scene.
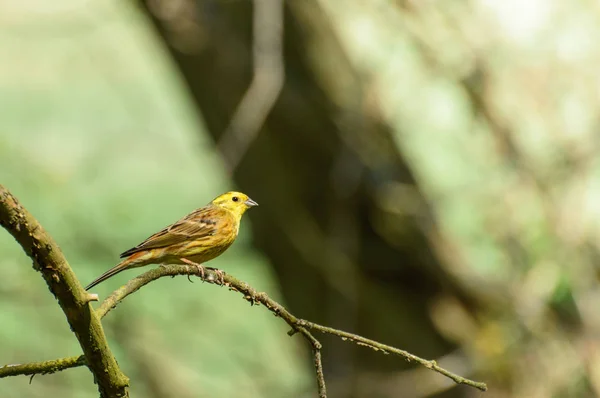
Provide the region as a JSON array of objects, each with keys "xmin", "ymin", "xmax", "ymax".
[{"xmin": 85, "ymin": 258, "xmax": 134, "ymax": 290}]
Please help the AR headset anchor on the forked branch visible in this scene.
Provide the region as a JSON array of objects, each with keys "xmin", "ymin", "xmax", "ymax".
[
  {"xmin": 100, "ymin": 265, "xmax": 488, "ymax": 393},
  {"xmin": 0, "ymin": 185, "xmax": 129, "ymax": 397},
  {"xmin": 1, "ymin": 265, "xmax": 487, "ymax": 394}
]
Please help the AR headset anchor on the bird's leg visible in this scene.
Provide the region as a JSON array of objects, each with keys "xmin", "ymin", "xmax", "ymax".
[{"xmin": 179, "ymin": 258, "xmax": 206, "ymax": 280}]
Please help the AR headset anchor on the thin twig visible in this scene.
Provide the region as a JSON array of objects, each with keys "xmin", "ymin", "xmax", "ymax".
[
  {"xmin": 297, "ymin": 327, "xmax": 327, "ymax": 398},
  {"xmin": 217, "ymin": 0, "xmax": 285, "ymax": 173},
  {"xmin": 0, "ymin": 356, "xmax": 86, "ymax": 378},
  {"xmin": 297, "ymin": 321, "xmax": 488, "ymax": 392},
  {"xmin": 0, "ymin": 185, "xmax": 130, "ymax": 397}
]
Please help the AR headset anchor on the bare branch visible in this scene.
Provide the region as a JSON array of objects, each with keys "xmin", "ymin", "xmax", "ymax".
[
  {"xmin": 298, "ymin": 328, "xmax": 327, "ymax": 398},
  {"xmin": 94, "ymin": 265, "xmax": 329, "ymax": 397},
  {"xmin": 108, "ymin": 265, "xmax": 486, "ymax": 392},
  {"xmin": 297, "ymin": 321, "xmax": 488, "ymax": 392},
  {"xmin": 0, "ymin": 185, "xmax": 129, "ymax": 397},
  {"xmin": 4, "ymin": 264, "xmax": 486, "ymax": 395}
]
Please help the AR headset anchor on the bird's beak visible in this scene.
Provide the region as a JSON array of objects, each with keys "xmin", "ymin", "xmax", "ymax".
[{"xmin": 244, "ymin": 198, "xmax": 259, "ymax": 207}]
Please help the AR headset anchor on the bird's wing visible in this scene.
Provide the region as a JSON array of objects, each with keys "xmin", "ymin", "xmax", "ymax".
[{"xmin": 120, "ymin": 206, "xmax": 224, "ymax": 258}]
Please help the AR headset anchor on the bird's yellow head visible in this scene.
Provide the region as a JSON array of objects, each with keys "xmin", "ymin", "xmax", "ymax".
[{"xmin": 211, "ymin": 191, "xmax": 258, "ymax": 219}]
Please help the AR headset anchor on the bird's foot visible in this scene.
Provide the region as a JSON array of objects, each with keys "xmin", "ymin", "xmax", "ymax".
[{"xmin": 179, "ymin": 258, "xmax": 206, "ymax": 281}]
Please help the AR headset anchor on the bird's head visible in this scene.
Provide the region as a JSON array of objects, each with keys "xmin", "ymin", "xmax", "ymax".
[{"xmin": 211, "ymin": 191, "xmax": 258, "ymax": 219}]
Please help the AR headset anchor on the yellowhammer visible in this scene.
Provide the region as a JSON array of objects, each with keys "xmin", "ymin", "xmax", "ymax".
[{"xmin": 85, "ymin": 191, "xmax": 258, "ymax": 290}]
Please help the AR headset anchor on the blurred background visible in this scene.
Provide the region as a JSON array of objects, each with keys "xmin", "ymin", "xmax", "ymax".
[{"xmin": 2, "ymin": 0, "xmax": 600, "ymax": 397}]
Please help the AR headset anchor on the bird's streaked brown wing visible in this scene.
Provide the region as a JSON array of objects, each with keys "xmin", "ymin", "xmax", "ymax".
[{"xmin": 120, "ymin": 206, "xmax": 224, "ymax": 258}]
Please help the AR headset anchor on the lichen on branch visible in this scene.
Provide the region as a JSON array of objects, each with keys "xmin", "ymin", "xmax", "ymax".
[{"xmin": 0, "ymin": 185, "xmax": 129, "ymax": 398}]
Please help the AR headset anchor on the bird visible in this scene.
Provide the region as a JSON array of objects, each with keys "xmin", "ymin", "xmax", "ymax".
[{"xmin": 85, "ymin": 191, "xmax": 258, "ymax": 290}]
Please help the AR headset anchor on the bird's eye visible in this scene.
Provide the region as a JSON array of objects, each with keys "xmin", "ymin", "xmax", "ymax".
[{"xmin": 232, "ymin": 196, "xmax": 239, "ymax": 202}]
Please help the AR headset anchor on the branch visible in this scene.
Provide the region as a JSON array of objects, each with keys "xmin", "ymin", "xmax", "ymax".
[
  {"xmin": 100, "ymin": 266, "xmax": 487, "ymax": 392},
  {"xmin": 0, "ymin": 185, "xmax": 129, "ymax": 397},
  {"xmin": 0, "ymin": 356, "xmax": 86, "ymax": 378},
  {"xmin": 297, "ymin": 321, "xmax": 488, "ymax": 391},
  {"xmin": 3, "ymin": 264, "xmax": 487, "ymax": 394},
  {"xmin": 97, "ymin": 265, "xmax": 327, "ymax": 398}
]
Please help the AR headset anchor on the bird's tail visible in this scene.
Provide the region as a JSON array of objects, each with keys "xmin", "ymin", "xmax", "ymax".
[{"xmin": 85, "ymin": 258, "xmax": 134, "ymax": 290}]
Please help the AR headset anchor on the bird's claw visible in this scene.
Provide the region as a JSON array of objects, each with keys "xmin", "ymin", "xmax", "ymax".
[
  {"xmin": 178, "ymin": 258, "xmax": 224, "ymax": 285},
  {"xmin": 179, "ymin": 258, "xmax": 206, "ymax": 282},
  {"xmin": 214, "ymin": 269, "xmax": 225, "ymax": 285},
  {"xmin": 195, "ymin": 264, "xmax": 206, "ymax": 280}
]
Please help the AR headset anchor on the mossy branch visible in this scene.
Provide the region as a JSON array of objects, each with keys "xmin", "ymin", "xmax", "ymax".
[
  {"xmin": 0, "ymin": 185, "xmax": 129, "ymax": 398},
  {"xmin": 0, "ymin": 356, "xmax": 86, "ymax": 379}
]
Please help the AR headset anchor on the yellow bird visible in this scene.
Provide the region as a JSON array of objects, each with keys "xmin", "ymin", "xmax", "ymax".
[{"xmin": 86, "ymin": 191, "xmax": 258, "ymax": 290}]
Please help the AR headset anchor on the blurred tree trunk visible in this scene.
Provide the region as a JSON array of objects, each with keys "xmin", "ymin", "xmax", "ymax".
[{"xmin": 139, "ymin": 1, "xmax": 476, "ymax": 396}]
